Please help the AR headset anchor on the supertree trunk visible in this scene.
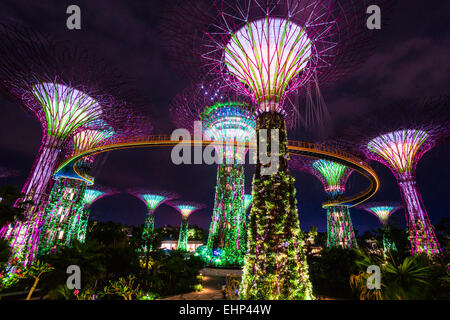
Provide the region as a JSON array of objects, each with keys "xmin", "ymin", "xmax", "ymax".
[
  {"xmin": 142, "ymin": 211, "xmax": 155, "ymax": 252},
  {"xmin": 5, "ymin": 135, "xmax": 63, "ymax": 265},
  {"xmin": 240, "ymin": 111, "xmax": 313, "ymax": 300},
  {"xmin": 206, "ymin": 163, "xmax": 246, "ymax": 265},
  {"xmin": 381, "ymin": 225, "xmax": 396, "ymax": 254},
  {"xmin": 398, "ymin": 177, "xmax": 441, "ymax": 257},
  {"xmin": 22, "ymin": 135, "xmax": 63, "ymax": 205},
  {"xmin": 326, "ymin": 205, "xmax": 358, "ymax": 249},
  {"xmin": 177, "ymin": 217, "xmax": 189, "ymax": 251},
  {"xmin": 76, "ymin": 209, "xmax": 90, "ymax": 243},
  {"xmin": 37, "ymin": 178, "xmax": 87, "ymax": 256}
]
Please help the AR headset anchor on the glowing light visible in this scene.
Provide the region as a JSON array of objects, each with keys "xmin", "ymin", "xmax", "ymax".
[
  {"xmin": 368, "ymin": 206, "xmax": 398, "ymax": 224},
  {"xmin": 366, "ymin": 129, "xmax": 441, "ymax": 257},
  {"xmin": 32, "ymin": 82, "xmax": 103, "ymax": 140},
  {"xmin": 312, "ymin": 159, "xmax": 351, "ymax": 195},
  {"xmin": 244, "ymin": 194, "xmax": 252, "ymax": 212},
  {"xmin": 175, "ymin": 205, "xmax": 197, "ymax": 218},
  {"xmin": 367, "ymin": 129, "xmax": 429, "ymax": 179},
  {"xmin": 225, "ymin": 18, "xmax": 312, "ymax": 105},
  {"xmin": 140, "ymin": 194, "xmax": 166, "ymax": 211},
  {"xmin": 201, "ymin": 102, "xmax": 256, "ymax": 163},
  {"xmin": 326, "ymin": 206, "xmax": 357, "ymax": 249},
  {"xmin": 72, "ymin": 127, "xmax": 114, "ymax": 155},
  {"xmin": 83, "ymin": 189, "xmax": 105, "ymax": 206}
]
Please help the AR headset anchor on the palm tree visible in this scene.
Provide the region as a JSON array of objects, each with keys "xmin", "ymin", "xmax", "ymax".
[
  {"xmin": 350, "ymin": 250, "xmax": 438, "ymax": 300},
  {"xmin": 382, "ymin": 255, "xmax": 434, "ymax": 300}
]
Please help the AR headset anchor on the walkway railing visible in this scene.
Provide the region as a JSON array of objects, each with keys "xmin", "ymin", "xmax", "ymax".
[{"xmin": 55, "ymin": 134, "xmax": 379, "ymax": 207}]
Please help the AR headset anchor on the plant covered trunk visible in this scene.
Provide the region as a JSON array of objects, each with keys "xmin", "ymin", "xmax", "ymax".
[
  {"xmin": 178, "ymin": 217, "xmax": 189, "ymax": 251},
  {"xmin": 240, "ymin": 111, "xmax": 313, "ymax": 300},
  {"xmin": 206, "ymin": 163, "xmax": 246, "ymax": 266},
  {"xmin": 326, "ymin": 205, "xmax": 358, "ymax": 249},
  {"xmin": 398, "ymin": 177, "xmax": 441, "ymax": 257}
]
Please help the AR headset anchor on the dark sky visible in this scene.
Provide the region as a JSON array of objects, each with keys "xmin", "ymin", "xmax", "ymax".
[{"xmin": 0, "ymin": 1, "xmax": 448, "ymax": 235}]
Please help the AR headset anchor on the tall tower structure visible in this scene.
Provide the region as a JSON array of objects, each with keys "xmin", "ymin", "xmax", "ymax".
[
  {"xmin": 171, "ymin": 82, "xmax": 256, "ymax": 266},
  {"xmin": 161, "ymin": 0, "xmax": 377, "ymax": 300},
  {"xmin": 128, "ymin": 189, "xmax": 178, "ymax": 253},
  {"xmin": 167, "ymin": 201, "xmax": 205, "ymax": 252},
  {"xmin": 340, "ymin": 97, "xmax": 450, "ymax": 258},
  {"xmin": 358, "ymin": 202, "xmax": 402, "ymax": 254},
  {"xmin": 291, "ymin": 157, "xmax": 357, "ymax": 248}
]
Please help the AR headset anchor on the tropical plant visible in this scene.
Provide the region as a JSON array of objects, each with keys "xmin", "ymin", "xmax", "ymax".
[
  {"xmin": 103, "ymin": 274, "xmax": 141, "ymax": 300},
  {"xmin": 224, "ymin": 274, "xmax": 241, "ymax": 300},
  {"xmin": 350, "ymin": 250, "xmax": 448, "ymax": 300},
  {"xmin": 307, "ymin": 247, "xmax": 359, "ymax": 298},
  {"xmin": 22, "ymin": 260, "xmax": 54, "ymax": 300}
]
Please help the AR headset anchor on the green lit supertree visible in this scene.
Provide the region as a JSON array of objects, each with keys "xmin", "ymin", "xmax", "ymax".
[
  {"xmin": 171, "ymin": 82, "xmax": 256, "ymax": 266},
  {"xmin": 75, "ymin": 186, "xmax": 117, "ymax": 243},
  {"xmin": 290, "ymin": 157, "xmax": 357, "ymax": 249},
  {"xmin": 161, "ymin": 0, "xmax": 378, "ymax": 300},
  {"xmin": 127, "ymin": 189, "xmax": 178, "ymax": 255},
  {"xmin": 167, "ymin": 201, "xmax": 205, "ymax": 252},
  {"xmin": 38, "ymin": 121, "xmax": 115, "ymax": 256},
  {"xmin": 358, "ymin": 202, "xmax": 402, "ymax": 255}
]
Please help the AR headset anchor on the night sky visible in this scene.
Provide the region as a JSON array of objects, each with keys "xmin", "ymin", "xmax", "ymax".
[{"xmin": 0, "ymin": 1, "xmax": 448, "ymax": 235}]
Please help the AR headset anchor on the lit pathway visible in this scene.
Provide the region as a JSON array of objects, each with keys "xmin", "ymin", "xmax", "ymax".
[{"xmin": 162, "ymin": 275, "xmax": 224, "ymax": 300}]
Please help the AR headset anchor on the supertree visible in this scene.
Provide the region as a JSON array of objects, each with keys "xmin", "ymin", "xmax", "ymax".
[
  {"xmin": 127, "ymin": 189, "xmax": 178, "ymax": 254},
  {"xmin": 0, "ymin": 23, "xmax": 133, "ymax": 265},
  {"xmin": 39, "ymin": 113, "xmax": 152, "ymax": 256},
  {"xmin": 171, "ymin": 82, "xmax": 256, "ymax": 266},
  {"xmin": 290, "ymin": 156, "xmax": 357, "ymax": 248},
  {"xmin": 358, "ymin": 201, "xmax": 402, "ymax": 254},
  {"xmin": 75, "ymin": 186, "xmax": 118, "ymax": 243},
  {"xmin": 160, "ymin": 0, "xmax": 378, "ymax": 300},
  {"xmin": 167, "ymin": 200, "xmax": 205, "ymax": 252},
  {"xmin": 38, "ymin": 184, "xmax": 117, "ymax": 255},
  {"xmin": 37, "ymin": 125, "xmax": 113, "ymax": 256},
  {"xmin": 339, "ymin": 96, "xmax": 450, "ymax": 258}
]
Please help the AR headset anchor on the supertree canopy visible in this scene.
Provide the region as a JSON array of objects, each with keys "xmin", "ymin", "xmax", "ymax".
[
  {"xmin": 171, "ymin": 82, "xmax": 256, "ymax": 267},
  {"xmin": 244, "ymin": 194, "xmax": 253, "ymax": 213},
  {"xmin": 161, "ymin": 0, "xmax": 377, "ymax": 300},
  {"xmin": 77, "ymin": 186, "xmax": 117, "ymax": 244},
  {"xmin": 339, "ymin": 96, "xmax": 450, "ymax": 258},
  {"xmin": 167, "ymin": 201, "xmax": 205, "ymax": 252},
  {"xmin": 290, "ymin": 156, "xmax": 357, "ymax": 249},
  {"xmin": 127, "ymin": 189, "xmax": 178, "ymax": 253},
  {"xmin": 358, "ymin": 201, "xmax": 402, "ymax": 254},
  {"xmin": 0, "ymin": 23, "xmax": 139, "ymax": 265}
]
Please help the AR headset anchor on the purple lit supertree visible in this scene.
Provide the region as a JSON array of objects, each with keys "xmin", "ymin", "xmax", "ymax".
[
  {"xmin": 166, "ymin": 200, "xmax": 206, "ymax": 252},
  {"xmin": 340, "ymin": 97, "xmax": 450, "ymax": 258},
  {"xmin": 127, "ymin": 189, "xmax": 178, "ymax": 255},
  {"xmin": 171, "ymin": 81, "xmax": 257, "ymax": 266},
  {"xmin": 160, "ymin": 0, "xmax": 379, "ymax": 299},
  {"xmin": 290, "ymin": 156, "xmax": 357, "ymax": 249},
  {"xmin": 358, "ymin": 201, "xmax": 402, "ymax": 254},
  {"xmin": 0, "ymin": 23, "xmax": 136, "ymax": 265}
]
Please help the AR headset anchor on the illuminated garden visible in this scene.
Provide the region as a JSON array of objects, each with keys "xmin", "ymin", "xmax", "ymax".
[{"xmin": 0, "ymin": 0, "xmax": 448, "ymax": 304}]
